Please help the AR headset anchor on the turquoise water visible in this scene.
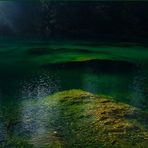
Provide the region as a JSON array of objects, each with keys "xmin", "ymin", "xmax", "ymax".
[{"xmin": 0, "ymin": 40, "xmax": 148, "ymax": 146}]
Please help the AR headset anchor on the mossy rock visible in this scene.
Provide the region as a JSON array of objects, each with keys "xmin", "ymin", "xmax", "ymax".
[
  {"xmin": 42, "ymin": 90, "xmax": 148, "ymax": 148},
  {"xmin": 1, "ymin": 90, "xmax": 148, "ymax": 148}
]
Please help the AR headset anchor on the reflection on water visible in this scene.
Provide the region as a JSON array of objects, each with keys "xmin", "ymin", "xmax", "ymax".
[{"xmin": 21, "ymin": 100, "xmax": 59, "ymax": 147}]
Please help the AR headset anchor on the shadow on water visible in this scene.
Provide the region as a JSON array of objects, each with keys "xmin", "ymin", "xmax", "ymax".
[
  {"xmin": 27, "ymin": 47, "xmax": 113, "ymax": 56},
  {"xmin": 41, "ymin": 59, "xmax": 136, "ymax": 100},
  {"xmin": 42, "ymin": 59, "xmax": 137, "ymax": 73}
]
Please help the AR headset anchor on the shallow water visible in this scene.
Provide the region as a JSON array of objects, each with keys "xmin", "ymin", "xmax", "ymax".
[{"xmin": 0, "ymin": 40, "xmax": 148, "ymax": 147}]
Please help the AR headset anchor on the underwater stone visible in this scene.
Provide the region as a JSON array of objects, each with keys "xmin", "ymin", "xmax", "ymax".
[
  {"xmin": 43, "ymin": 89, "xmax": 148, "ymax": 147},
  {"xmin": 1, "ymin": 90, "xmax": 147, "ymax": 147}
]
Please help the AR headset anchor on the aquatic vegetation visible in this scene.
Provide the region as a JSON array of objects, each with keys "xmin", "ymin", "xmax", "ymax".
[
  {"xmin": 1, "ymin": 90, "xmax": 147, "ymax": 147},
  {"xmin": 44, "ymin": 90, "xmax": 148, "ymax": 147},
  {"xmin": 1, "ymin": 41, "xmax": 148, "ymax": 66}
]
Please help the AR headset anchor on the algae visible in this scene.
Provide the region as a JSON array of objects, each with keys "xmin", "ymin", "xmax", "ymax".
[
  {"xmin": 0, "ymin": 90, "xmax": 148, "ymax": 147},
  {"xmin": 42, "ymin": 90, "xmax": 148, "ymax": 147}
]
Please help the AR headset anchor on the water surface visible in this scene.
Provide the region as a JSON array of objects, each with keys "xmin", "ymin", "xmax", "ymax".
[{"xmin": 0, "ymin": 40, "xmax": 148, "ymax": 146}]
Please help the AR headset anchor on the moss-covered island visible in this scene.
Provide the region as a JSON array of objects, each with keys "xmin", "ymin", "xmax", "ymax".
[{"xmin": 1, "ymin": 90, "xmax": 148, "ymax": 148}]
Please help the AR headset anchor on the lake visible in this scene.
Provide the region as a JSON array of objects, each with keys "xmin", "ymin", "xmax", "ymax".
[{"xmin": 0, "ymin": 39, "xmax": 148, "ymax": 147}]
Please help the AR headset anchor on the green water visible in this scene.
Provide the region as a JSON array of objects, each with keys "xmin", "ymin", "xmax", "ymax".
[{"xmin": 0, "ymin": 40, "xmax": 148, "ymax": 147}]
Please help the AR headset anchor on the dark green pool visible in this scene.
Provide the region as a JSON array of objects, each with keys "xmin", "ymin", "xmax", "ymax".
[{"xmin": 0, "ymin": 40, "xmax": 148, "ymax": 147}]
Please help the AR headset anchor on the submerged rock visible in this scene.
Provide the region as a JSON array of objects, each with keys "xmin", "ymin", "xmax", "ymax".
[
  {"xmin": 1, "ymin": 90, "xmax": 148, "ymax": 148},
  {"xmin": 43, "ymin": 90, "xmax": 148, "ymax": 147}
]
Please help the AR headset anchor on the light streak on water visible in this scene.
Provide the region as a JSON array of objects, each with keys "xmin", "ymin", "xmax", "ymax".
[
  {"xmin": 21, "ymin": 70, "xmax": 60, "ymax": 99},
  {"xmin": 20, "ymin": 93, "xmax": 61, "ymax": 147},
  {"xmin": 0, "ymin": 1, "xmax": 19, "ymax": 33},
  {"xmin": 20, "ymin": 71, "xmax": 60, "ymax": 146}
]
